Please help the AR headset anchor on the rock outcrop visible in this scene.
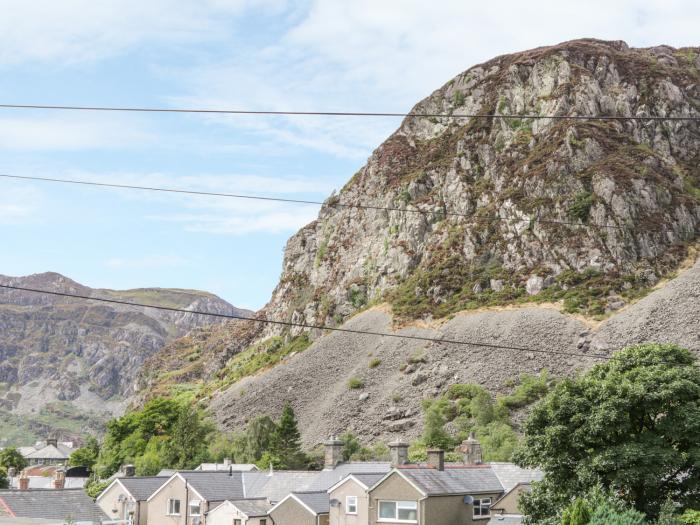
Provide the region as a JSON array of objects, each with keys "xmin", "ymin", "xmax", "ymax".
[{"xmin": 0, "ymin": 272, "xmax": 246, "ymax": 444}]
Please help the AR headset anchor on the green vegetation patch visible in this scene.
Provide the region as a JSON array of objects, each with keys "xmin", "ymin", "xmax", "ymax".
[{"xmin": 216, "ymin": 334, "xmax": 312, "ymax": 389}]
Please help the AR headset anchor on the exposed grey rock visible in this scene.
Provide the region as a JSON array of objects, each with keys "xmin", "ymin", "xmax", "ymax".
[
  {"xmin": 358, "ymin": 392, "xmax": 369, "ymax": 401},
  {"xmin": 526, "ymin": 276, "xmax": 545, "ymax": 296},
  {"xmin": 490, "ymin": 279, "xmax": 504, "ymax": 292}
]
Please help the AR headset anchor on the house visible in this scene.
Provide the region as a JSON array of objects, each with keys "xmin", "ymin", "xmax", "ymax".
[
  {"xmin": 96, "ymin": 476, "xmax": 168, "ymax": 525},
  {"xmin": 367, "ymin": 449, "xmax": 503, "ymax": 525},
  {"xmin": 19, "ymin": 439, "xmax": 75, "ymax": 467},
  {"xmin": 269, "ymin": 491, "xmax": 330, "ymax": 525},
  {"xmin": 327, "ymin": 473, "xmax": 385, "ymax": 525},
  {"xmin": 0, "ymin": 488, "xmax": 108, "ymax": 524},
  {"xmin": 206, "ymin": 498, "xmax": 272, "ymax": 525}
]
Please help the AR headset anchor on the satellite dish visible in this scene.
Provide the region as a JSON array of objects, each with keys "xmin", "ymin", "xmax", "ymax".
[
  {"xmin": 463, "ymin": 495, "xmax": 474, "ymax": 504},
  {"xmin": 330, "ymin": 499, "xmax": 341, "ymax": 507}
]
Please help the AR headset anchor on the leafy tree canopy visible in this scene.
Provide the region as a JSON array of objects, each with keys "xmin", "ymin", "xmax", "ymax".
[
  {"xmin": 0, "ymin": 447, "xmax": 28, "ymax": 472},
  {"xmin": 69, "ymin": 437, "xmax": 99, "ymax": 470},
  {"xmin": 516, "ymin": 344, "xmax": 700, "ymax": 521}
]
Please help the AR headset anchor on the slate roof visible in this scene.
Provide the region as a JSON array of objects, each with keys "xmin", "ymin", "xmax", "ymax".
[
  {"xmin": 119, "ymin": 476, "xmax": 169, "ymax": 501},
  {"xmin": 25, "ymin": 445, "xmax": 71, "ymax": 460},
  {"xmin": 306, "ymin": 462, "xmax": 391, "ymax": 491},
  {"xmin": 489, "ymin": 463, "xmax": 544, "ymax": 492},
  {"xmin": 292, "ymin": 491, "xmax": 330, "ymax": 515},
  {"xmin": 348, "ymin": 473, "xmax": 386, "ymax": 489},
  {"xmin": 178, "ymin": 471, "xmax": 246, "ymax": 501},
  {"xmin": 196, "ymin": 463, "xmax": 258, "ymax": 472},
  {"xmin": 244, "ymin": 471, "xmax": 320, "ymax": 502},
  {"xmin": 397, "ymin": 465, "xmax": 504, "ymax": 495},
  {"xmin": 227, "ymin": 499, "xmax": 273, "ymax": 517},
  {"xmin": 0, "ymin": 488, "xmax": 108, "ymax": 521}
]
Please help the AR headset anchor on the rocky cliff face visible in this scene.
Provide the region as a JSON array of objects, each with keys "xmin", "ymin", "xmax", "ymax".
[
  {"xmin": 0, "ymin": 272, "xmax": 246, "ymax": 444},
  {"xmin": 263, "ymin": 39, "xmax": 699, "ymax": 331},
  {"xmin": 138, "ymin": 39, "xmax": 700, "ymax": 446}
]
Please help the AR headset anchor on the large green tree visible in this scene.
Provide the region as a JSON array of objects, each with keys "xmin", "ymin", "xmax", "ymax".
[
  {"xmin": 273, "ymin": 403, "xmax": 306, "ymax": 469},
  {"xmin": 69, "ymin": 436, "xmax": 100, "ymax": 470},
  {"xmin": 0, "ymin": 447, "xmax": 28, "ymax": 472},
  {"xmin": 0, "ymin": 467, "xmax": 7, "ymax": 490},
  {"xmin": 515, "ymin": 344, "xmax": 700, "ymax": 521}
]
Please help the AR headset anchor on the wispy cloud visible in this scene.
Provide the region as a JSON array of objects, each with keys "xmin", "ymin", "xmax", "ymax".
[
  {"xmin": 0, "ymin": 186, "xmax": 40, "ymax": 223},
  {"xmin": 0, "ymin": 115, "xmax": 154, "ymax": 151},
  {"xmin": 0, "ymin": 0, "xmax": 286, "ymax": 66}
]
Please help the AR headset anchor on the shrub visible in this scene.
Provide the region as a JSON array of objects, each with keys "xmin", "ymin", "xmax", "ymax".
[
  {"xmin": 369, "ymin": 358, "xmax": 381, "ymax": 369},
  {"xmin": 568, "ymin": 191, "xmax": 595, "ymax": 222},
  {"xmin": 453, "ymin": 90, "xmax": 466, "ymax": 107},
  {"xmin": 498, "ymin": 370, "xmax": 551, "ymax": 409},
  {"xmin": 348, "ymin": 377, "xmax": 364, "ymax": 389}
]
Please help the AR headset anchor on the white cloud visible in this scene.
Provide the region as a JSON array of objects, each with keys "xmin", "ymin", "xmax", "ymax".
[
  {"xmin": 0, "ymin": 115, "xmax": 154, "ymax": 150},
  {"xmin": 0, "ymin": 0, "xmax": 286, "ymax": 66},
  {"xmin": 105, "ymin": 254, "xmax": 191, "ymax": 269},
  {"xmin": 0, "ymin": 185, "xmax": 40, "ymax": 223},
  {"xmin": 174, "ymin": 0, "xmax": 700, "ymax": 159}
]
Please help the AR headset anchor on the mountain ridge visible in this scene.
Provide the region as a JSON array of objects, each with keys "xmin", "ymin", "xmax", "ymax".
[{"xmin": 0, "ymin": 271, "xmax": 248, "ymax": 445}]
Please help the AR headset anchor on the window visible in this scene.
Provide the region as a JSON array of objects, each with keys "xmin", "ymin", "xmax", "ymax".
[
  {"xmin": 189, "ymin": 500, "xmax": 201, "ymax": 516},
  {"xmin": 233, "ymin": 520, "xmax": 242, "ymax": 525},
  {"xmin": 167, "ymin": 498, "xmax": 181, "ymax": 516},
  {"xmin": 378, "ymin": 501, "xmax": 418, "ymax": 522},
  {"xmin": 346, "ymin": 496, "xmax": 358, "ymax": 514},
  {"xmin": 473, "ymin": 498, "xmax": 491, "ymax": 518},
  {"xmin": 259, "ymin": 520, "xmax": 266, "ymax": 525}
]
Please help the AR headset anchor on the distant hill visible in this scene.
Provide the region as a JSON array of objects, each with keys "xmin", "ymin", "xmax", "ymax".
[{"xmin": 0, "ymin": 272, "xmax": 249, "ymax": 445}]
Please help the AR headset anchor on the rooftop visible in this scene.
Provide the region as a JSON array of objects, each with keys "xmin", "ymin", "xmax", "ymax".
[
  {"xmin": 0, "ymin": 489, "xmax": 107, "ymax": 522},
  {"xmin": 394, "ymin": 466, "xmax": 504, "ymax": 496},
  {"xmin": 292, "ymin": 491, "xmax": 330, "ymax": 515},
  {"xmin": 119, "ymin": 477, "xmax": 169, "ymax": 501}
]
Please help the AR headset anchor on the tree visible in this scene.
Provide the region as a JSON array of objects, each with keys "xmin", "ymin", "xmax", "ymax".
[
  {"xmin": 0, "ymin": 467, "xmax": 7, "ymax": 490},
  {"xmin": 166, "ymin": 403, "xmax": 214, "ymax": 469},
  {"xmin": 422, "ymin": 404, "xmax": 452, "ymax": 450},
  {"xmin": 562, "ymin": 499, "xmax": 591, "ymax": 525},
  {"xmin": 681, "ymin": 510, "xmax": 700, "ymax": 525},
  {"xmin": 516, "ymin": 344, "xmax": 700, "ymax": 522},
  {"xmin": 244, "ymin": 416, "xmax": 278, "ymax": 462},
  {"xmin": 273, "ymin": 403, "xmax": 306, "ymax": 469},
  {"xmin": 588, "ymin": 503, "xmax": 646, "ymax": 525},
  {"xmin": 69, "ymin": 437, "xmax": 100, "ymax": 470},
  {"xmin": 341, "ymin": 433, "xmax": 361, "ymax": 461},
  {"xmin": 0, "ymin": 447, "xmax": 28, "ymax": 472}
]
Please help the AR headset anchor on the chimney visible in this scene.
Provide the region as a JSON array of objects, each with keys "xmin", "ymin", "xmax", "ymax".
[
  {"xmin": 223, "ymin": 457, "xmax": 231, "ymax": 467},
  {"xmin": 389, "ymin": 439, "xmax": 409, "ymax": 467},
  {"xmin": 324, "ymin": 436, "xmax": 344, "ymax": 469},
  {"xmin": 46, "ymin": 437, "xmax": 58, "ymax": 448},
  {"xmin": 427, "ymin": 449, "xmax": 445, "ymax": 471},
  {"xmin": 19, "ymin": 474, "xmax": 29, "ymax": 491},
  {"xmin": 7, "ymin": 467, "xmax": 16, "ymax": 479},
  {"xmin": 53, "ymin": 469, "xmax": 66, "ymax": 489},
  {"xmin": 123, "ymin": 464, "xmax": 136, "ymax": 477},
  {"xmin": 458, "ymin": 432, "xmax": 483, "ymax": 465}
]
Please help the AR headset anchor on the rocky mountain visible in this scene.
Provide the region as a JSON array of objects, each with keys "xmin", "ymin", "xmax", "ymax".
[
  {"xmin": 139, "ymin": 39, "xmax": 700, "ymax": 445},
  {"xmin": 0, "ymin": 272, "xmax": 247, "ymax": 445}
]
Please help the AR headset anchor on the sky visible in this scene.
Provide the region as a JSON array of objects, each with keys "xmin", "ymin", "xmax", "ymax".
[{"xmin": 0, "ymin": 0, "xmax": 698, "ymax": 310}]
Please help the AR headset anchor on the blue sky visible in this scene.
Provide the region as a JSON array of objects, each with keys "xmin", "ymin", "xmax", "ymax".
[{"xmin": 0, "ymin": 0, "xmax": 697, "ymax": 310}]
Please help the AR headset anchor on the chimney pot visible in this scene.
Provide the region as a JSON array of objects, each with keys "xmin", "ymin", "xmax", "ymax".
[
  {"xmin": 19, "ymin": 475, "xmax": 29, "ymax": 490},
  {"xmin": 223, "ymin": 457, "xmax": 231, "ymax": 467},
  {"xmin": 123, "ymin": 464, "xmax": 135, "ymax": 477},
  {"xmin": 7, "ymin": 467, "xmax": 16, "ymax": 478},
  {"xmin": 323, "ymin": 436, "xmax": 344, "ymax": 469},
  {"xmin": 46, "ymin": 437, "xmax": 58, "ymax": 448},
  {"xmin": 53, "ymin": 469, "xmax": 66, "ymax": 489},
  {"xmin": 427, "ymin": 449, "xmax": 445, "ymax": 471},
  {"xmin": 389, "ymin": 439, "xmax": 410, "ymax": 467}
]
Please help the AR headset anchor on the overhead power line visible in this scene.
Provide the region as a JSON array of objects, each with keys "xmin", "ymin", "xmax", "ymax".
[
  {"xmin": 0, "ymin": 283, "xmax": 611, "ymax": 361},
  {"xmin": 0, "ymin": 103, "xmax": 697, "ymax": 121},
  {"xmin": 0, "ymin": 173, "xmax": 624, "ymax": 230}
]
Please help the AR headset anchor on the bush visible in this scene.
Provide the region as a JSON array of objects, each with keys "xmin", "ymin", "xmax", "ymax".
[
  {"xmin": 681, "ymin": 510, "xmax": 700, "ymax": 525},
  {"xmin": 568, "ymin": 191, "xmax": 595, "ymax": 222},
  {"xmin": 498, "ymin": 371, "xmax": 551, "ymax": 409},
  {"xmin": 348, "ymin": 377, "xmax": 364, "ymax": 389},
  {"xmin": 369, "ymin": 358, "xmax": 381, "ymax": 369}
]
